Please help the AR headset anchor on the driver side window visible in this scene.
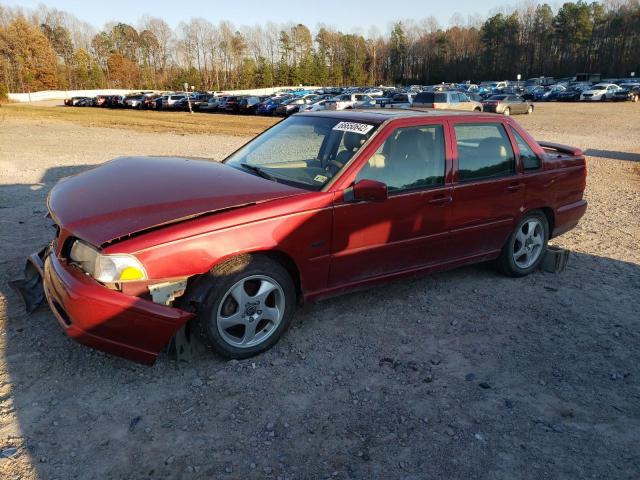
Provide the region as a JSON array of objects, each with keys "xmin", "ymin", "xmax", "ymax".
[{"xmin": 356, "ymin": 125, "xmax": 446, "ymax": 193}]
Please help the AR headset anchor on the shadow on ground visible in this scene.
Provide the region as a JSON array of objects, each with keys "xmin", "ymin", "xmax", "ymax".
[
  {"xmin": 1, "ymin": 166, "xmax": 639, "ymax": 479},
  {"xmin": 584, "ymin": 148, "xmax": 640, "ymax": 162}
]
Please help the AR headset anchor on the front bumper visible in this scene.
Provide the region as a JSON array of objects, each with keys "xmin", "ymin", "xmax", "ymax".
[{"xmin": 30, "ymin": 248, "xmax": 194, "ymax": 365}]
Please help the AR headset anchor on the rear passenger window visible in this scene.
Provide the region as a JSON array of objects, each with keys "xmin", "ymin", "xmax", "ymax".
[
  {"xmin": 510, "ymin": 127, "xmax": 540, "ymax": 170},
  {"xmin": 357, "ymin": 125, "xmax": 446, "ymax": 192},
  {"xmin": 454, "ymin": 124, "xmax": 515, "ymax": 181}
]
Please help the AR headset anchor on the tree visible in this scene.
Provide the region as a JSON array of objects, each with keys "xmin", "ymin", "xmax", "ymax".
[
  {"xmin": 0, "ymin": 17, "xmax": 58, "ymax": 91},
  {"xmin": 389, "ymin": 23, "xmax": 407, "ymax": 83},
  {"xmin": 107, "ymin": 52, "xmax": 140, "ymax": 87}
]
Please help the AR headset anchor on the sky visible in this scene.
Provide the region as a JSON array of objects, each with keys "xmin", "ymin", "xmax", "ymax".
[{"xmin": 10, "ymin": 0, "xmax": 534, "ymax": 32}]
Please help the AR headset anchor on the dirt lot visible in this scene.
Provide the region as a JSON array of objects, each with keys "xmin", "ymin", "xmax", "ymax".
[{"xmin": 0, "ymin": 103, "xmax": 639, "ymax": 480}]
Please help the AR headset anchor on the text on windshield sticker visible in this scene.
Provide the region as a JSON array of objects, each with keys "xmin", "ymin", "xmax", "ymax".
[{"xmin": 332, "ymin": 122, "xmax": 374, "ymax": 135}]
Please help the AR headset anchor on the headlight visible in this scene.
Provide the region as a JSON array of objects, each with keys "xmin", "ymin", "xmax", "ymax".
[{"xmin": 69, "ymin": 240, "xmax": 147, "ymax": 283}]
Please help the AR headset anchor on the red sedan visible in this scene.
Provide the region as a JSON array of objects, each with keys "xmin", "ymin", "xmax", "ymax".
[{"xmin": 19, "ymin": 110, "xmax": 587, "ymax": 365}]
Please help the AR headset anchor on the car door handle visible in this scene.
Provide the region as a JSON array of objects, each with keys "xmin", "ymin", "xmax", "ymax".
[
  {"xmin": 428, "ymin": 195, "xmax": 452, "ymax": 205},
  {"xmin": 506, "ymin": 183, "xmax": 523, "ymax": 192}
]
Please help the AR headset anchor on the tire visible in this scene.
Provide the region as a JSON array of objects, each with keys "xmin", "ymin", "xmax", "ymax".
[
  {"xmin": 527, "ymin": 105, "xmax": 533, "ymax": 114},
  {"xmin": 497, "ymin": 211, "xmax": 549, "ymax": 277},
  {"xmin": 192, "ymin": 254, "xmax": 296, "ymax": 359},
  {"xmin": 474, "ymin": 107, "xmax": 481, "ymax": 112},
  {"xmin": 600, "ymin": 95, "xmax": 607, "ymax": 102},
  {"xmin": 503, "ymin": 107, "xmax": 511, "ymax": 116}
]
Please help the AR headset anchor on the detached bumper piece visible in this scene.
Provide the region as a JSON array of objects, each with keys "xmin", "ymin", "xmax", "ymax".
[
  {"xmin": 13, "ymin": 247, "xmax": 194, "ymax": 365},
  {"xmin": 9, "ymin": 246, "xmax": 49, "ymax": 314}
]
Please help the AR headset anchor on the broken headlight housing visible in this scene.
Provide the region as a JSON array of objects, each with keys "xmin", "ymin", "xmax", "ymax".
[{"xmin": 69, "ymin": 240, "xmax": 147, "ymax": 283}]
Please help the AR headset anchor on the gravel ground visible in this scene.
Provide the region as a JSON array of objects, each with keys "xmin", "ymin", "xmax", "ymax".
[{"xmin": 0, "ymin": 103, "xmax": 639, "ymax": 480}]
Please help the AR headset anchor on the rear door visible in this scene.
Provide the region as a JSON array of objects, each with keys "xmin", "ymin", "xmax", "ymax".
[{"xmin": 448, "ymin": 120, "xmax": 524, "ymax": 260}]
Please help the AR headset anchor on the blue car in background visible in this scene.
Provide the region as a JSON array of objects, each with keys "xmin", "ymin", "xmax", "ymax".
[
  {"xmin": 257, "ymin": 98, "xmax": 285, "ymax": 115},
  {"xmin": 541, "ymin": 85, "xmax": 566, "ymax": 101},
  {"xmin": 523, "ymin": 86, "xmax": 547, "ymax": 101}
]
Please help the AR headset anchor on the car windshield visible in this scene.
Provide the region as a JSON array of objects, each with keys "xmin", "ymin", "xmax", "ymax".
[{"xmin": 225, "ymin": 115, "xmax": 379, "ymax": 190}]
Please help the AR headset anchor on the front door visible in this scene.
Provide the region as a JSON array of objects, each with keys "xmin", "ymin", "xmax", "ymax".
[{"xmin": 329, "ymin": 123, "xmax": 452, "ymax": 285}]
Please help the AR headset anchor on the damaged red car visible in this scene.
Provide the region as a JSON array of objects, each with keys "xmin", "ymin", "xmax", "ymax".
[{"xmin": 15, "ymin": 110, "xmax": 587, "ymax": 365}]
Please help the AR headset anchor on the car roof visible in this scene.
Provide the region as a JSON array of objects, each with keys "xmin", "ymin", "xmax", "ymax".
[{"xmin": 297, "ymin": 109, "xmax": 502, "ymax": 124}]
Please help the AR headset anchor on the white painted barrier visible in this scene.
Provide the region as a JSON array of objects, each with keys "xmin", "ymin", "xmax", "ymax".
[
  {"xmin": 8, "ymin": 89, "xmax": 137, "ymax": 102},
  {"xmin": 8, "ymin": 86, "xmax": 322, "ymax": 102}
]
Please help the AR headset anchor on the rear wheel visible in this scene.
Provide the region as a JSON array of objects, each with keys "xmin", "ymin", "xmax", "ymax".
[
  {"xmin": 193, "ymin": 255, "xmax": 296, "ymax": 358},
  {"xmin": 497, "ymin": 211, "xmax": 549, "ymax": 277},
  {"xmin": 503, "ymin": 107, "xmax": 511, "ymax": 116}
]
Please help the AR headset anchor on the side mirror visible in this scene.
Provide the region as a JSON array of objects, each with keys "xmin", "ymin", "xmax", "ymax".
[{"xmin": 347, "ymin": 179, "xmax": 388, "ymax": 202}]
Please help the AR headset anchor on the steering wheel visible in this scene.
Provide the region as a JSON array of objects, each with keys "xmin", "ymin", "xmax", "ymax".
[{"xmin": 325, "ymin": 159, "xmax": 344, "ymax": 174}]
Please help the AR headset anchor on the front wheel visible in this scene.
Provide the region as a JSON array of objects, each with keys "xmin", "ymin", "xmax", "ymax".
[
  {"xmin": 497, "ymin": 212, "xmax": 549, "ymax": 276},
  {"xmin": 193, "ymin": 255, "xmax": 296, "ymax": 358}
]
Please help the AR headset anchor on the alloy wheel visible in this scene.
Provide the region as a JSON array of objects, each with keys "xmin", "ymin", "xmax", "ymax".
[
  {"xmin": 215, "ymin": 275, "xmax": 285, "ymax": 348},
  {"xmin": 513, "ymin": 219, "xmax": 544, "ymax": 269}
]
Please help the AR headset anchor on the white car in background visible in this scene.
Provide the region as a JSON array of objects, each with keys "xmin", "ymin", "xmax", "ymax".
[
  {"xmin": 580, "ymin": 83, "xmax": 622, "ymax": 101},
  {"xmin": 364, "ymin": 88, "xmax": 384, "ymax": 97},
  {"xmin": 325, "ymin": 93, "xmax": 376, "ymax": 110},
  {"xmin": 299, "ymin": 99, "xmax": 329, "ymax": 112},
  {"xmin": 162, "ymin": 94, "xmax": 187, "ymax": 108}
]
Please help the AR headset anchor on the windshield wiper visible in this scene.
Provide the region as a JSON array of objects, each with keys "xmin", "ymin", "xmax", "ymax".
[{"xmin": 239, "ymin": 163, "xmax": 277, "ymax": 182}]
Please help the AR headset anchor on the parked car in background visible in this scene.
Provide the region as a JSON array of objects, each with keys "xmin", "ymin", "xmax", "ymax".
[
  {"xmin": 482, "ymin": 95, "xmax": 533, "ymax": 115},
  {"xmin": 107, "ymin": 95, "xmax": 125, "ymax": 108},
  {"xmin": 556, "ymin": 85, "xmax": 587, "ymax": 102},
  {"xmin": 191, "ymin": 93, "xmax": 213, "ymax": 111},
  {"xmin": 540, "ymin": 85, "xmax": 566, "ymax": 101},
  {"xmin": 480, "ymin": 81, "xmax": 509, "ymax": 92},
  {"xmin": 142, "ymin": 94, "xmax": 161, "ymax": 109},
  {"xmin": 93, "ymin": 95, "xmax": 108, "ymax": 107},
  {"xmin": 215, "ymin": 96, "xmax": 230, "ymax": 111},
  {"xmin": 299, "ymin": 98, "xmax": 330, "ymax": 112},
  {"xmin": 154, "ymin": 95, "xmax": 168, "ymax": 110},
  {"xmin": 382, "ymin": 93, "xmax": 415, "ymax": 109},
  {"xmin": 124, "ymin": 94, "xmax": 145, "ymax": 109},
  {"xmin": 256, "ymin": 97, "xmax": 285, "ymax": 115},
  {"xmin": 364, "ymin": 88, "xmax": 384, "ymax": 97},
  {"xmin": 64, "ymin": 96, "xmax": 93, "ymax": 106},
  {"xmin": 224, "ymin": 96, "xmax": 242, "ymax": 113},
  {"xmin": 412, "ymin": 91, "xmax": 483, "ymax": 111},
  {"xmin": 274, "ymin": 97, "xmax": 316, "ymax": 116},
  {"xmin": 325, "ymin": 93, "xmax": 376, "ymax": 110},
  {"xmin": 522, "ymin": 86, "xmax": 546, "ymax": 101},
  {"xmin": 23, "ymin": 109, "xmax": 587, "ymax": 365},
  {"xmin": 580, "ymin": 83, "xmax": 622, "ymax": 101},
  {"xmin": 237, "ymin": 96, "xmax": 262, "ymax": 114},
  {"xmin": 202, "ymin": 96, "xmax": 228, "ymax": 112},
  {"xmin": 162, "ymin": 94, "xmax": 186, "ymax": 109},
  {"xmin": 611, "ymin": 83, "xmax": 640, "ymax": 102}
]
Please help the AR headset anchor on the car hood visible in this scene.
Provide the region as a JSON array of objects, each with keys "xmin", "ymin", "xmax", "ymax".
[{"xmin": 48, "ymin": 156, "xmax": 306, "ymax": 246}]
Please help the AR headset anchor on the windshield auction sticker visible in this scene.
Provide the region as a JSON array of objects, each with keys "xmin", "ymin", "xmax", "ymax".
[{"xmin": 332, "ymin": 122, "xmax": 374, "ymax": 135}]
